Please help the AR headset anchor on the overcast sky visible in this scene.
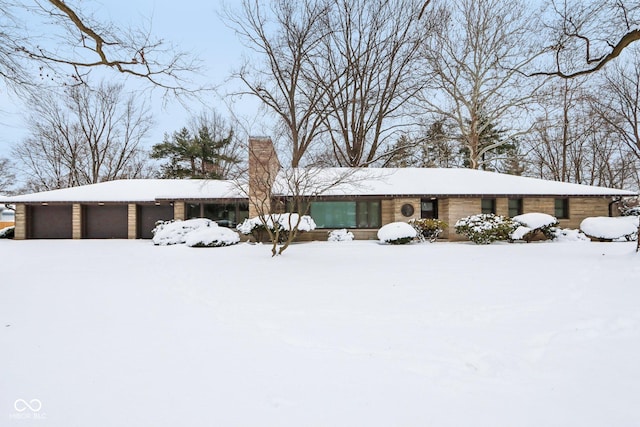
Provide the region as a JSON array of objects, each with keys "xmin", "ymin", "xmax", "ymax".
[{"xmin": 0, "ymin": 0, "xmax": 259, "ymax": 158}]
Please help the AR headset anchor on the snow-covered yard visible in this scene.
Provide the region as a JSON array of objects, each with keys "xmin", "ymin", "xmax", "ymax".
[{"xmin": 1, "ymin": 239, "xmax": 639, "ymax": 426}]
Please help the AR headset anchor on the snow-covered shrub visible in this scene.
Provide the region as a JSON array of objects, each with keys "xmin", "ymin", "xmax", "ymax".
[
  {"xmin": 152, "ymin": 218, "xmax": 216, "ymax": 246},
  {"xmin": 236, "ymin": 214, "xmax": 316, "ymax": 243},
  {"xmin": 377, "ymin": 222, "xmax": 417, "ymax": 245},
  {"xmin": 454, "ymin": 213, "xmax": 517, "ymax": 244},
  {"xmin": 408, "ymin": 218, "xmax": 448, "ymax": 242},
  {"xmin": 551, "ymin": 228, "xmax": 590, "ymax": 243},
  {"xmin": 511, "ymin": 213, "xmax": 559, "ymax": 242},
  {"xmin": 580, "ymin": 216, "xmax": 639, "ymax": 241},
  {"xmin": 328, "ymin": 229, "xmax": 354, "ymax": 242},
  {"xmin": 0, "ymin": 225, "xmax": 14, "ymax": 239},
  {"xmin": 619, "ymin": 197, "xmax": 640, "ymax": 216},
  {"xmin": 185, "ymin": 226, "xmax": 240, "ymax": 247}
]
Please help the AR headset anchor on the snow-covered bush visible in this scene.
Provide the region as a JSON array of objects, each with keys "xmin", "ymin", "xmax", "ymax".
[
  {"xmin": 237, "ymin": 214, "xmax": 316, "ymax": 242},
  {"xmin": 185, "ymin": 226, "xmax": 240, "ymax": 247},
  {"xmin": 551, "ymin": 228, "xmax": 590, "ymax": 243},
  {"xmin": 618, "ymin": 197, "xmax": 640, "ymax": 216},
  {"xmin": 454, "ymin": 213, "xmax": 517, "ymax": 244},
  {"xmin": 0, "ymin": 225, "xmax": 14, "ymax": 239},
  {"xmin": 377, "ymin": 222, "xmax": 417, "ymax": 245},
  {"xmin": 328, "ymin": 229, "xmax": 354, "ymax": 242},
  {"xmin": 580, "ymin": 216, "xmax": 639, "ymax": 241},
  {"xmin": 511, "ymin": 213, "xmax": 559, "ymax": 242},
  {"xmin": 408, "ymin": 218, "xmax": 447, "ymax": 242},
  {"xmin": 152, "ymin": 218, "xmax": 217, "ymax": 246}
]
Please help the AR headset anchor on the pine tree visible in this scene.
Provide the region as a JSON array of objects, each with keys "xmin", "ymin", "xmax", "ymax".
[{"xmin": 151, "ymin": 126, "xmax": 240, "ymax": 179}]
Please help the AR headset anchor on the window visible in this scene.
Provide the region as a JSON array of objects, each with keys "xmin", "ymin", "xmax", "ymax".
[
  {"xmin": 555, "ymin": 198, "xmax": 569, "ymax": 219},
  {"xmin": 186, "ymin": 202, "xmax": 249, "ymax": 227},
  {"xmin": 421, "ymin": 199, "xmax": 438, "ymax": 219},
  {"xmin": 310, "ymin": 200, "xmax": 380, "ymax": 228},
  {"xmin": 508, "ymin": 198, "xmax": 523, "ymax": 217},
  {"xmin": 481, "ymin": 198, "xmax": 496, "ymax": 214}
]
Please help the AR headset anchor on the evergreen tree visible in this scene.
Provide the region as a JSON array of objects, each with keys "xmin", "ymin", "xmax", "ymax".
[
  {"xmin": 460, "ymin": 115, "xmax": 513, "ymax": 171},
  {"xmin": 151, "ymin": 126, "xmax": 240, "ymax": 179}
]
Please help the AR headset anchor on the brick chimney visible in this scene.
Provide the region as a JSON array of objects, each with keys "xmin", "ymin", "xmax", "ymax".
[{"xmin": 248, "ymin": 137, "xmax": 281, "ymax": 217}]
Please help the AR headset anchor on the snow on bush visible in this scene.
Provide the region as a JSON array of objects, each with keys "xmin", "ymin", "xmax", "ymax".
[
  {"xmin": 152, "ymin": 218, "xmax": 217, "ymax": 246},
  {"xmin": 237, "ymin": 214, "xmax": 316, "ymax": 242},
  {"xmin": 510, "ymin": 225, "xmax": 532, "ymax": 241},
  {"xmin": 408, "ymin": 218, "xmax": 447, "ymax": 242},
  {"xmin": 377, "ymin": 222, "xmax": 417, "ymax": 245},
  {"xmin": 0, "ymin": 225, "xmax": 14, "ymax": 239},
  {"xmin": 454, "ymin": 213, "xmax": 517, "ymax": 244},
  {"xmin": 513, "ymin": 213, "xmax": 558, "ymax": 229},
  {"xmin": 328, "ymin": 229, "xmax": 354, "ymax": 242},
  {"xmin": 185, "ymin": 226, "xmax": 240, "ymax": 247},
  {"xmin": 580, "ymin": 216, "xmax": 639, "ymax": 241},
  {"xmin": 511, "ymin": 213, "xmax": 559, "ymax": 242},
  {"xmin": 552, "ymin": 228, "xmax": 590, "ymax": 243}
]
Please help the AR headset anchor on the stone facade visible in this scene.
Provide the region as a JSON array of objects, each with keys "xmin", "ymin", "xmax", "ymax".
[
  {"xmin": 13, "ymin": 204, "xmax": 26, "ymax": 240},
  {"xmin": 248, "ymin": 137, "xmax": 281, "ymax": 218},
  {"xmin": 72, "ymin": 204, "xmax": 82, "ymax": 239}
]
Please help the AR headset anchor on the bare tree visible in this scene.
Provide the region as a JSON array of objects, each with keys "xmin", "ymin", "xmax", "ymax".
[
  {"xmin": 589, "ymin": 50, "xmax": 640, "ymax": 162},
  {"xmin": 0, "ymin": 157, "xmax": 16, "ymax": 195},
  {"xmin": 524, "ymin": 79, "xmax": 639, "ymax": 190},
  {"xmin": 532, "ymin": 0, "xmax": 640, "ymax": 78},
  {"xmin": 419, "ymin": 0, "xmax": 544, "ymax": 170},
  {"xmin": 315, "ymin": 0, "xmax": 440, "ymax": 167},
  {"xmin": 13, "ymin": 81, "xmax": 153, "ymax": 191},
  {"xmin": 223, "ymin": 0, "xmax": 329, "ymax": 167},
  {"xmin": 0, "ymin": 0, "xmax": 200, "ymax": 95}
]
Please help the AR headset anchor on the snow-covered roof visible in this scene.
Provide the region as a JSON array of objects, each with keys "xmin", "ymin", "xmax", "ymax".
[
  {"xmin": 0, "ymin": 168, "xmax": 635, "ymax": 204},
  {"xmin": 273, "ymin": 168, "xmax": 637, "ymax": 197},
  {"xmin": 0, "ymin": 179, "xmax": 246, "ymax": 203}
]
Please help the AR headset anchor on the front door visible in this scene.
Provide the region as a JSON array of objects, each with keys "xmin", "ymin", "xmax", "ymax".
[{"xmin": 421, "ymin": 199, "xmax": 438, "ymax": 219}]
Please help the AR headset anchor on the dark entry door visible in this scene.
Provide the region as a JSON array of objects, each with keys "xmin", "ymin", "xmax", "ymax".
[
  {"xmin": 137, "ymin": 204, "xmax": 174, "ymax": 239},
  {"xmin": 421, "ymin": 199, "xmax": 438, "ymax": 219},
  {"xmin": 28, "ymin": 205, "xmax": 73, "ymax": 239},
  {"xmin": 83, "ymin": 204, "xmax": 128, "ymax": 239}
]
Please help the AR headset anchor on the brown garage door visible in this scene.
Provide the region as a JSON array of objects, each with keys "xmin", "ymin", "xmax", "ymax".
[
  {"xmin": 28, "ymin": 205, "xmax": 73, "ymax": 239},
  {"xmin": 83, "ymin": 204, "xmax": 128, "ymax": 239},
  {"xmin": 138, "ymin": 204, "xmax": 174, "ymax": 239}
]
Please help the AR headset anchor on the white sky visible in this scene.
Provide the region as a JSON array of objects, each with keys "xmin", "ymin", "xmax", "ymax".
[{"xmin": 0, "ymin": 0, "xmax": 261, "ymax": 159}]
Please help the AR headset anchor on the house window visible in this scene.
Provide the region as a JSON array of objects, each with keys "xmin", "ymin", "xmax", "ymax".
[
  {"xmin": 555, "ymin": 198, "xmax": 569, "ymax": 219},
  {"xmin": 310, "ymin": 200, "xmax": 380, "ymax": 228},
  {"xmin": 421, "ymin": 199, "xmax": 438, "ymax": 219},
  {"xmin": 481, "ymin": 198, "xmax": 496, "ymax": 214},
  {"xmin": 508, "ymin": 198, "xmax": 523, "ymax": 217},
  {"xmin": 186, "ymin": 202, "xmax": 249, "ymax": 227}
]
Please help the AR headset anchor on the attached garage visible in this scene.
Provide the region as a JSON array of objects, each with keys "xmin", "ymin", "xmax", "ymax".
[
  {"xmin": 83, "ymin": 204, "xmax": 128, "ymax": 239},
  {"xmin": 137, "ymin": 203, "xmax": 174, "ymax": 239},
  {"xmin": 27, "ymin": 204, "xmax": 73, "ymax": 239}
]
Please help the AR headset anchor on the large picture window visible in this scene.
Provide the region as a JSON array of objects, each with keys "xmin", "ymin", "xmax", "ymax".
[
  {"xmin": 187, "ymin": 202, "xmax": 249, "ymax": 227},
  {"xmin": 310, "ymin": 200, "xmax": 380, "ymax": 229}
]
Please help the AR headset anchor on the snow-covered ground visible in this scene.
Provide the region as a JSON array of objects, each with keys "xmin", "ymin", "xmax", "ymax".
[{"xmin": 1, "ymin": 239, "xmax": 640, "ymax": 426}]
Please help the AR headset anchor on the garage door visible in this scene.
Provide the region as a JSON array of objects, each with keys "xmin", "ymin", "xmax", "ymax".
[
  {"xmin": 83, "ymin": 204, "xmax": 128, "ymax": 239},
  {"xmin": 137, "ymin": 204, "xmax": 174, "ymax": 239},
  {"xmin": 28, "ymin": 205, "xmax": 73, "ymax": 239}
]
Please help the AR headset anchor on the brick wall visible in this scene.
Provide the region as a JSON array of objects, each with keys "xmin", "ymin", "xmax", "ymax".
[
  {"xmin": 562, "ymin": 197, "xmax": 611, "ymax": 229},
  {"xmin": 128, "ymin": 204, "xmax": 137, "ymax": 239},
  {"xmin": 72, "ymin": 204, "xmax": 82, "ymax": 239},
  {"xmin": 173, "ymin": 202, "xmax": 185, "ymax": 220},
  {"xmin": 248, "ymin": 137, "xmax": 281, "ymax": 218},
  {"xmin": 13, "ymin": 204, "xmax": 26, "ymax": 240}
]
